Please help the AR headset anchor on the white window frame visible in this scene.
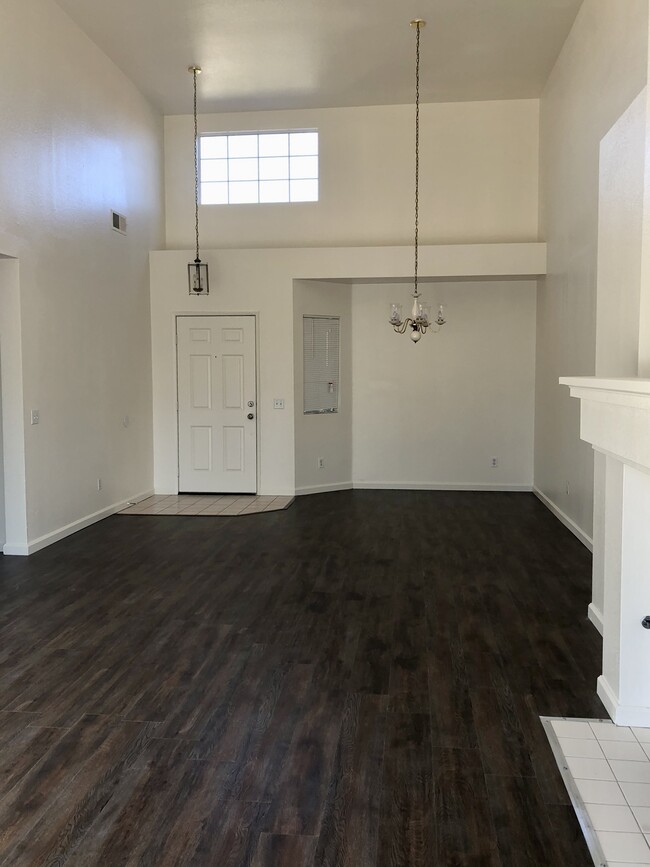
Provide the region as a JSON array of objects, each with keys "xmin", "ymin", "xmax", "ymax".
[
  {"xmin": 303, "ymin": 315, "xmax": 340, "ymax": 415},
  {"xmin": 199, "ymin": 130, "xmax": 319, "ymax": 205}
]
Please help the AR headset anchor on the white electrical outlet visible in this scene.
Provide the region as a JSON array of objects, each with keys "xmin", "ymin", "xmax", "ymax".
[
  {"xmin": 97, "ymin": 478, "xmax": 102, "ymax": 492},
  {"xmin": 318, "ymin": 457, "xmax": 325, "ymax": 469},
  {"xmin": 273, "ymin": 399, "xmax": 285, "ymax": 410},
  {"xmin": 490, "ymin": 457, "xmax": 498, "ymax": 468}
]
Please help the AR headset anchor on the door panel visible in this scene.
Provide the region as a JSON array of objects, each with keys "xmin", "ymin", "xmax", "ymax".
[
  {"xmin": 190, "ymin": 427, "xmax": 212, "ymax": 471},
  {"xmin": 177, "ymin": 315, "xmax": 257, "ymax": 493},
  {"xmin": 223, "ymin": 426, "xmax": 245, "ymax": 472},
  {"xmin": 222, "ymin": 355, "xmax": 244, "ymax": 409},
  {"xmin": 190, "ymin": 355, "xmax": 212, "ymax": 408}
]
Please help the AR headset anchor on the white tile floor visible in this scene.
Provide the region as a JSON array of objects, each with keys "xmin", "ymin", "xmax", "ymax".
[
  {"xmin": 119, "ymin": 494, "xmax": 294, "ymax": 517},
  {"xmin": 543, "ymin": 716, "xmax": 650, "ymax": 866}
]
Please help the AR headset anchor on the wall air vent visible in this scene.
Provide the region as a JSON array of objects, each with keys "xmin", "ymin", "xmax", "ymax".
[{"xmin": 111, "ymin": 211, "xmax": 127, "ymax": 234}]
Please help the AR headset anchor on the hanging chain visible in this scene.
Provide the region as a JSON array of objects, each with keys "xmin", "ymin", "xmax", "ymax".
[
  {"xmin": 193, "ymin": 67, "xmax": 200, "ymax": 262},
  {"xmin": 413, "ymin": 22, "xmax": 421, "ymax": 299}
]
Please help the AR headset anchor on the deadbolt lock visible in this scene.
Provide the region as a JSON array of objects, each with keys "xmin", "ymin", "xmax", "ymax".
[{"xmin": 247, "ymin": 401, "xmax": 254, "ymax": 407}]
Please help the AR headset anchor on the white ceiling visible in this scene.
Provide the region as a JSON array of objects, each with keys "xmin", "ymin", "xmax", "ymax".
[{"xmin": 54, "ymin": 0, "xmax": 584, "ymax": 115}]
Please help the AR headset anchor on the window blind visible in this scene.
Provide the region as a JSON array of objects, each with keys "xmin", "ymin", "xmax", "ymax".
[{"xmin": 303, "ymin": 316, "xmax": 340, "ymax": 414}]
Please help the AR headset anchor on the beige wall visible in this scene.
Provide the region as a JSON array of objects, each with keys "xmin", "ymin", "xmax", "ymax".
[
  {"xmin": 164, "ymin": 100, "xmax": 540, "ymax": 250},
  {"xmin": 535, "ymin": 0, "xmax": 649, "ymax": 541},
  {"xmin": 0, "ymin": 0, "xmax": 165, "ymax": 552},
  {"xmin": 352, "ymin": 281, "xmax": 537, "ymax": 489}
]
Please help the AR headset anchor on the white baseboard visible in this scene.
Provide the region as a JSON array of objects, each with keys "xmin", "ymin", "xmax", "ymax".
[
  {"xmin": 588, "ymin": 602, "xmax": 604, "ymax": 636},
  {"xmin": 295, "ymin": 482, "xmax": 353, "ymax": 496},
  {"xmin": 2, "ymin": 543, "xmax": 29, "ymax": 556},
  {"xmin": 295, "ymin": 481, "xmax": 533, "ymax": 496},
  {"xmin": 352, "ymin": 481, "xmax": 533, "ymax": 492},
  {"xmin": 3, "ymin": 489, "xmax": 155, "ymax": 556},
  {"xmin": 533, "ymin": 486, "xmax": 593, "ymax": 552},
  {"xmin": 597, "ymin": 676, "xmax": 617, "ymax": 723},
  {"xmin": 597, "ymin": 675, "xmax": 650, "ymax": 727}
]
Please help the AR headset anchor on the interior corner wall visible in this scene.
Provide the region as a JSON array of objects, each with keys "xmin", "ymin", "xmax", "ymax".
[
  {"xmin": 293, "ymin": 281, "xmax": 352, "ymax": 494},
  {"xmin": 164, "ymin": 99, "xmax": 539, "ymax": 250},
  {"xmin": 535, "ymin": 0, "xmax": 649, "ymax": 541},
  {"xmin": 351, "ymin": 281, "xmax": 537, "ymax": 490},
  {"xmin": 0, "ymin": 0, "xmax": 165, "ymax": 552}
]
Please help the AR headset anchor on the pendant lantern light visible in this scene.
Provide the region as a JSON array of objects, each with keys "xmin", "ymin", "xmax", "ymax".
[{"xmin": 188, "ymin": 65, "xmax": 209, "ymax": 295}]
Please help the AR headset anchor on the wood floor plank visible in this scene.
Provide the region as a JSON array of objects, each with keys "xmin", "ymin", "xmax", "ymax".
[
  {"xmin": 428, "ymin": 625, "xmax": 478, "ymax": 750},
  {"xmin": 314, "ymin": 693, "xmax": 387, "ymax": 867},
  {"xmin": 377, "ymin": 713, "xmax": 434, "ymax": 867},
  {"xmin": 351, "ymin": 595, "xmax": 394, "ymax": 696},
  {"xmin": 251, "ymin": 833, "xmax": 317, "ymax": 867},
  {"xmin": 267, "ymin": 685, "xmax": 346, "ymax": 836},
  {"xmin": 389, "ymin": 605, "xmax": 429, "ymax": 714},
  {"xmin": 217, "ymin": 661, "xmax": 315, "ymax": 803},
  {"xmin": 484, "ymin": 774, "xmax": 574, "ymax": 867},
  {"xmin": 471, "ymin": 688, "xmax": 535, "ymax": 778},
  {"xmin": 432, "ymin": 747, "xmax": 501, "ymax": 867}
]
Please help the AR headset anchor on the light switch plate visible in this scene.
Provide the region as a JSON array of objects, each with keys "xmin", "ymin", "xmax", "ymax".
[
  {"xmin": 30, "ymin": 409, "xmax": 39, "ymax": 425},
  {"xmin": 273, "ymin": 399, "xmax": 285, "ymax": 409}
]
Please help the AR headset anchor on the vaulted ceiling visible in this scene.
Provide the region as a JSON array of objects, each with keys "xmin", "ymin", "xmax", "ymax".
[{"xmin": 54, "ymin": 0, "xmax": 584, "ymax": 114}]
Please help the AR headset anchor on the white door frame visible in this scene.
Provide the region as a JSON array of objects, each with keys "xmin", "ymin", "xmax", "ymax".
[{"xmin": 174, "ymin": 312, "xmax": 260, "ymax": 495}]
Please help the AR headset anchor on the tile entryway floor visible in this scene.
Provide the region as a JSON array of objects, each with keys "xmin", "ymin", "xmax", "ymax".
[
  {"xmin": 543, "ymin": 716, "xmax": 650, "ymax": 866},
  {"xmin": 119, "ymin": 493, "xmax": 294, "ymax": 517}
]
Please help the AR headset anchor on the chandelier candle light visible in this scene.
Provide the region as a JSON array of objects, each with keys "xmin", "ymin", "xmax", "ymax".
[
  {"xmin": 188, "ymin": 65, "xmax": 209, "ymax": 295},
  {"xmin": 389, "ymin": 19, "xmax": 446, "ymax": 343}
]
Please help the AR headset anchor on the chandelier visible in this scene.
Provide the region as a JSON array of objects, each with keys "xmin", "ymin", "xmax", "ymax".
[
  {"xmin": 188, "ymin": 65, "xmax": 209, "ymax": 295},
  {"xmin": 389, "ymin": 20, "xmax": 446, "ymax": 343}
]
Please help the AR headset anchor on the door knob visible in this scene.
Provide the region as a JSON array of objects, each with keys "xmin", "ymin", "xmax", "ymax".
[{"xmin": 247, "ymin": 413, "xmax": 254, "ymax": 420}]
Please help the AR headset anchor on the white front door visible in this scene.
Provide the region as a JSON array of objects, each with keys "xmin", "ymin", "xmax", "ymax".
[{"xmin": 177, "ymin": 315, "xmax": 257, "ymax": 493}]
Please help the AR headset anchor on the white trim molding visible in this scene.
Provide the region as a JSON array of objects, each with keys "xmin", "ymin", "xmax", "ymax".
[
  {"xmin": 532, "ymin": 486, "xmax": 593, "ymax": 551},
  {"xmin": 3, "ymin": 489, "xmax": 154, "ymax": 556},
  {"xmin": 597, "ymin": 676, "xmax": 650, "ymax": 728},
  {"xmin": 295, "ymin": 482, "xmax": 353, "ymax": 496},
  {"xmin": 353, "ymin": 482, "xmax": 533, "ymax": 492},
  {"xmin": 587, "ymin": 602, "xmax": 604, "ymax": 636},
  {"xmin": 297, "ymin": 481, "xmax": 534, "ymax": 497}
]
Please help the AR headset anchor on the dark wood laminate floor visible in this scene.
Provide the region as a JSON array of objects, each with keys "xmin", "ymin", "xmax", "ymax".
[{"xmin": 0, "ymin": 491, "xmax": 604, "ymax": 866}]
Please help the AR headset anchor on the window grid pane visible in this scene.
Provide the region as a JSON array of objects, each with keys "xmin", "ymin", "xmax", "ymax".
[{"xmin": 200, "ymin": 131, "xmax": 318, "ymax": 205}]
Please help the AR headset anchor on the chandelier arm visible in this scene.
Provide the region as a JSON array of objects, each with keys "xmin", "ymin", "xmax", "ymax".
[{"xmin": 392, "ymin": 318, "xmax": 413, "ymax": 334}]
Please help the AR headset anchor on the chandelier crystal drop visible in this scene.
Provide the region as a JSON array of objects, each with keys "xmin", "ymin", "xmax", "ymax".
[
  {"xmin": 389, "ymin": 20, "xmax": 446, "ymax": 342},
  {"xmin": 188, "ymin": 65, "xmax": 209, "ymax": 295}
]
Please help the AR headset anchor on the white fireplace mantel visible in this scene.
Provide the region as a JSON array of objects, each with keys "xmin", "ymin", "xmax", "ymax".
[{"xmin": 561, "ymin": 377, "xmax": 650, "ymax": 727}]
